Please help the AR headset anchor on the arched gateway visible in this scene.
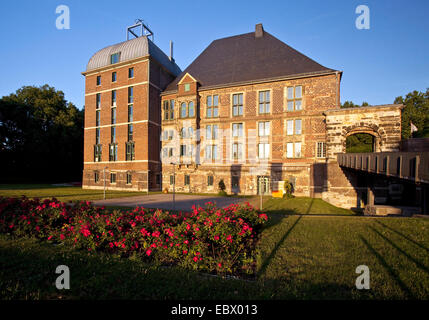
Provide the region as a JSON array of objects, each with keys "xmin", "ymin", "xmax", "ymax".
[{"xmin": 321, "ymin": 104, "xmax": 403, "ymax": 208}]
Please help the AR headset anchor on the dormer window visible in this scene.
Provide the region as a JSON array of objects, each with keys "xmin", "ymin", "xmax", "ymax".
[{"xmin": 110, "ymin": 52, "xmax": 120, "ymax": 64}]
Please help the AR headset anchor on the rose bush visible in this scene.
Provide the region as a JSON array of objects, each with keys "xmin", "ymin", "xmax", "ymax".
[{"xmin": 0, "ymin": 197, "xmax": 268, "ymax": 275}]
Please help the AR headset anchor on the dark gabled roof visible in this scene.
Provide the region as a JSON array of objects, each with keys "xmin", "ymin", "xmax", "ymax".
[{"xmin": 164, "ymin": 26, "xmax": 338, "ymax": 93}]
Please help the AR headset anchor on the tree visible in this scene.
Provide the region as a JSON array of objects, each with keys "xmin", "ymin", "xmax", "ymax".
[
  {"xmin": 0, "ymin": 85, "xmax": 84, "ymax": 183},
  {"xmin": 394, "ymin": 89, "xmax": 429, "ymax": 139},
  {"xmin": 341, "ymin": 101, "xmax": 370, "ymax": 108}
]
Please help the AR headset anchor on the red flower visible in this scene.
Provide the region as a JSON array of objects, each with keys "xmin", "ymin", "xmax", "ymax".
[
  {"xmin": 218, "ymin": 263, "xmax": 222, "ymax": 268},
  {"xmin": 193, "ymin": 256, "xmax": 198, "ymax": 262},
  {"xmin": 183, "ymin": 250, "xmax": 188, "ymax": 255},
  {"xmin": 60, "ymin": 234, "xmax": 65, "ymax": 240},
  {"xmin": 146, "ymin": 249, "xmax": 152, "ymax": 256}
]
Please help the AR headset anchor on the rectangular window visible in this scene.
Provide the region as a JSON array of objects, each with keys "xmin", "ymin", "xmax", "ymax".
[
  {"xmin": 110, "ymin": 53, "xmax": 120, "ymax": 64},
  {"xmin": 110, "ymin": 172, "xmax": 116, "ymax": 183},
  {"xmin": 163, "ymin": 101, "xmax": 169, "ymax": 121},
  {"xmin": 168, "ymin": 130, "xmax": 173, "ymax": 140},
  {"xmin": 232, "ymin": 142, "xmax": 243, "ymax": 160},
  {"xmin": 128, "ymin": 86, "xmax": 133, "ymax": 103},
  {"xmin": 111, "ymin": 90, "xmax": 116, "ymax": 106},
  {"xmin": 128, "ymin": 104, "xmax": 133, "ymax": 122},
  {"xmin": 232, "ymin": 93, "xmax": 243, "ymax": 116},
  {"xmin": 95, "ymin": 128, "xmax": 100, "ymax": 144},
  {"xmin": 207, "ymin": 175, "xmax": 214, "ymax": 186},
  {"xmin": 96, "ymin": 110, "xmax": 100, "ymax": 127},
  {"xmin": 112, "ymin": 72, "xmax": 117, "ymax": 82},
  {"xmin": 316, "ymin": 142, "xmax": 326, "ymax": 158},
  {"xmin": 184, "ymin": 83, "xmax": 190, "ymax": 92},
  {"xmin": 295, "ymin": 142, "xmax": 302, "ymax": 158},
  {"xmin": 205, "ymin": 145, "xmax": 218, "ymax": 160},
  {"xmin": 96, "ymin": 76, "xmax": 101, "ymax": 86},
  {"xmin": 168, "ymin": 148, "xmax": 174, "ymax": 157},
  {"xmin": 187, "ymin": 144, "xmax": 194, "ymax": 157},
  {"xmin": 184, "ymin": 175, "xmax": 190, "ymax": 185},
  {"xmin": 96, "ymin": 93, "xmax": 100, "ymax": 109},
  {"xmin": 94, "ymin": 144, "xmax": 102, "ymax": 162},
  {"xmin": 295, "ymin": 119, "xmax": 302, "ymax": 135},
  {"xmin": 287, "ymin": 86, "xmax": 303, "ymax": 111},
  {"xmin": 180, "ymin": 145, "xmax": 186, "ymax": 156},
  {"xmin": 127, "ymin": 124, "xmax": 133, "ymax": 141},
  {"xmin": 169, "ymin": 100, "xmax": 174, "ymax": 119},
  {"xmin": 125, "ymin": 141, "xmax": 135, "ymax": 161},
  {"xmin": 109, "ymin": 143, "xmax": 118, "ymax": 161},
  {"xmin": 258, "ymin": 121, "xmax": 270, "ymax": 136},
  {"xmin": 126, "ymin": 172, "xmax": 132, "ymax": 184},
  {"xmin": 232, "ymin": 123, "xmax": 243, "ymax": 137},
  {"xmin": 170, "ymin": 175, "xmax": 175, "ymax": 185},
  {"xmin": 111, "ymin": 107, "xmax": 116, "ymax": 124},
  {"xmin": 207, "ymin": 95, "xmax": 219, "ymax": 117},
  {"xmin": 128, "ymin": 67, "xmax": 134, "ymax": 78},
  {"xmin": 286, "ymin": 143, "xmax": 293, "ymax": 158},
  {"xmin": 259, "ymin": 91, "xmax": 270, "ymax": 114},
  {"xmin": 258, "ymin": 143, "xmax": 270, "ymax": 159},
  {"xmin": 94, "ymin": 171, "xmax": 99, "ymax": 183},
  {"xmin": 287, "ymin": 120, "xmax": 294, "ymax": 135},
  {"xmin": 111, "ymin": 126, "xmax": 116, "ymax": 143}
]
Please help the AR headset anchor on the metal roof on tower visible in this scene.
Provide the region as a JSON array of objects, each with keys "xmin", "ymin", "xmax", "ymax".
[{"xmin": 85, "ymin": 21, "xmax": 181, "ymax": 76}]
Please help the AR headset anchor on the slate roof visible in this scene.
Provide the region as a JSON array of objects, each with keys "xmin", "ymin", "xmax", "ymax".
[{"xmin": 164, "ymin": 26, "xmax": 338, "ymax": 93}]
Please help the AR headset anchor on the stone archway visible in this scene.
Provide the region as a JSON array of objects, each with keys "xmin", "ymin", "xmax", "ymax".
[
  {"xmin": 342, "ymin": 123, "xmax": 385, "ymax": 153},
  {"xmin": 322, "ymin": 104, "xmax": 403, "ymax": 209},
  {"xmin": 324, "ymin": 105, "xmax": 402, "ymax": 160}
]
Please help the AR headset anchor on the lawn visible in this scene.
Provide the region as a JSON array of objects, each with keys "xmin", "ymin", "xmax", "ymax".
[
  {"xmin": 250, "ymin": 196, "xmax": 356, "ymax": 216},
  {"xmin": 1, "ymin": 214, "xmax": 428, "ymax": 299},
  {"xmin": 0, "ymin": 184, "xmax": 150, "ymax": 202}
]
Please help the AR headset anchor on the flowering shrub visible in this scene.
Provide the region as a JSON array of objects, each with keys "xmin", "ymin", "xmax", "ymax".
[{"xmin": 0, "ymin": 197, "xmax": 268, "ymax": 275}]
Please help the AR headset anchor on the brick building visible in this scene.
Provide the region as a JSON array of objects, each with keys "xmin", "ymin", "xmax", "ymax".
[
  {"xmin": 82, "ymin": 29, "xmax": 181, "ymax": 191},
  {"xmin": 82, "ymin": 23, "xmax": 402, "ymax": 208},
  {"xmin": 160, "ymin": 23, "xmax": 342, "ymax": 197}
]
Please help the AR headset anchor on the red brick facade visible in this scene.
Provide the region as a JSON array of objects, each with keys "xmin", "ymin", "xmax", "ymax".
[{"xmin": 160, "ymin": 72, "xmax": 341, "ymax": 196}]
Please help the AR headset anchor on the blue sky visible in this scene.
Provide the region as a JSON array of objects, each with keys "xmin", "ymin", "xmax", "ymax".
[{"xmin": 0, "ymin": 0, "xmax": 428, "ymax": 109}]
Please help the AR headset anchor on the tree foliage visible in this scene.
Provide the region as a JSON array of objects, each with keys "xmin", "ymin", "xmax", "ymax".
[
  {"xmin": 394, "ymin": 89, "xmax": 429, "ymax": 139},
  {"xmin": 0, "ymin": 85, "xmax": 83, "ymax": 183},
  {"xmin": 341, "ymin": 101, "xmax": 369, "ymax": 108}
]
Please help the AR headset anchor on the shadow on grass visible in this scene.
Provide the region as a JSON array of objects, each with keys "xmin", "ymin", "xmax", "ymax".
[
  {"xmin": 257, "ymin": 216, "xmax": 302, "ymax": 278},
  {"xmin": 369, "ymin": 226, "xmax": 429, "ymax": 275},
  {"xmin": 375, "ymin": 220, "xmax": 429, "ymax": 253},
  {"xmin": 0, "ymin": 238, "xmax": 259, "ymax": 300},
  {"xmin": 359, "ymin": 234, "xmax": 415, "ymax": 299}
]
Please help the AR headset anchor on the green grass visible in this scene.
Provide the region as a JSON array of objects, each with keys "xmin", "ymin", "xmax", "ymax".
[
  {"xmin": 1, "ymin": 214, "xmax": 428, "ymax": 299},
  {"xmin": 0, "ymin": 184, "xmax": 252, "ymax": 203},
  {"xmin": 0, "ymin": 184, "xmax": 152, "ymax": 202},
  {"xmin": 252, "ymin": 197, "xmax": 356, "ymax": 216}
]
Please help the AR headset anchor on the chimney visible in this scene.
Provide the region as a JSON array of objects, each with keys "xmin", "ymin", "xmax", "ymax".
[
  {"xmin": 169, "ymin": 40, "xmax": 174, "ymax": 62},
  {"xmin": 255, "ymin": 23, "xmax": 264, "ymax": 38}
]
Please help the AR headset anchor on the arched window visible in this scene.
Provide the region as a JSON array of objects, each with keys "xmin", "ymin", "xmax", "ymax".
[
  {"xmin": 188, "ymin": 101, "xmax": 195, "ymax": 117},
  {"xmin": 180, "ymin": 102, "xmax": 187, "ymax": 118}
]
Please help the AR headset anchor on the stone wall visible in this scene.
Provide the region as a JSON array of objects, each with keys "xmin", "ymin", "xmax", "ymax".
[{"xmin": 322, "ymin": 104, "xmax": 403, "ymax": 208}]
